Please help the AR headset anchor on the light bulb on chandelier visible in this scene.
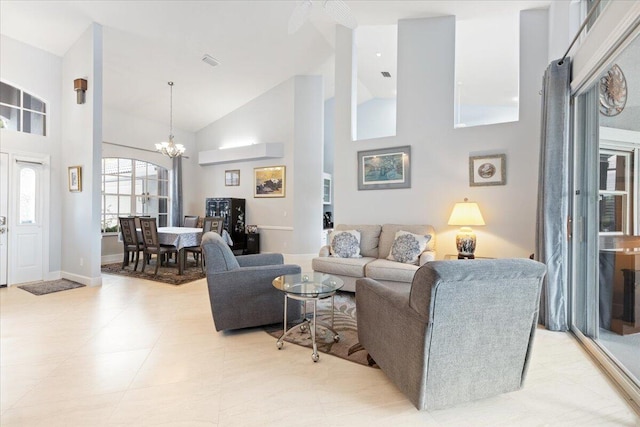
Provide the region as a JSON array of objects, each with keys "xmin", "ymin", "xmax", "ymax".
[{"xmin": 155, "ymin": 81, "xmax": 185, "ymax": 158}]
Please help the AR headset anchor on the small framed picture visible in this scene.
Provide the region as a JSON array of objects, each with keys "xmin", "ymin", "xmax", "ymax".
[
  {"xmin": 469, "ymin": 154, "xmax": 506, "ymax": 186},
  {"xmin": 254, "ymin": 166, "xmax": 286, "ymax": 198},
  {"xmin": 225, "ymin": 169, "xmax": 240, "ymax": 186},
  {"xmin": 68, "ymin": 166, "xmax": 82, "ymax": 192},
  {"xmin": 357, "ymin": 145, "xmax": 411, "ymax": 190}
]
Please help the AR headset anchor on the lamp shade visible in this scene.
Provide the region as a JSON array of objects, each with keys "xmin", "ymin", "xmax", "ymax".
[{"xmin": 448, "ymin": 200, "xmax": 485, "ymax": 226}]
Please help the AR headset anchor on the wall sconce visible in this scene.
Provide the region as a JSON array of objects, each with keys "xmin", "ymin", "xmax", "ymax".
[
  {"xmin": 74, "ymin": 78, "xmax": 88, "ymax": 104},
  {"xmin": 448, "ymin": 198, "xmax": 485, "ymax": 259}
]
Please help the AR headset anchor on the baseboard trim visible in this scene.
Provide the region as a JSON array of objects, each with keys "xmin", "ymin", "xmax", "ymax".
[
  {"xmin": 62, "ymin": 271, "xmax": 102, "ymax": 287},
  {"xmin": 101, "ymin": 254, "xmax": 123, "ymax": 265}
]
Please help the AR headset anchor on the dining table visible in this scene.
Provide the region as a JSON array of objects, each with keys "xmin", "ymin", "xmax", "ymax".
[{"xmin": 136, "ymin": 227, "xmax": 233, "ymax": 275}]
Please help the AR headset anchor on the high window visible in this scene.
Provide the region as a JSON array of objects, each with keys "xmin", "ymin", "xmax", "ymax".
[
  {"xmin": 0, "ymin": 81, "xmax": 47, "ymax": 136},
  {"xmin": 101, "ymin": 158, "xmax": 169, "ymax": 233}
]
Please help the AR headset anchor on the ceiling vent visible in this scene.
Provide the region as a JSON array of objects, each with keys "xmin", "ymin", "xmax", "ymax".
[
  {"xmin": 202, "ymin": 54, "xmax": 220, "ymax": 67},
  {"xmin": 381, "ymin": 71, "xmax": 391, "ymax": 78}
]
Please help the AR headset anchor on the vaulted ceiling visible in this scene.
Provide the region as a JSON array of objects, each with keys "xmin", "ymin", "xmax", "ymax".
[{"xmin": 0, "ymin": 0, "xmax": 551, "ymax": 133}]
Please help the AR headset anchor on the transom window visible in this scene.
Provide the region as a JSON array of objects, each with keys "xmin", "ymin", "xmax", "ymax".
[
  {"xmin": 101, "ymin": 158, "xmax": 169, "ymax": 233},
  {"xmin": 0, "ymin": 81, "xmax": 47, "ymax": 136}
]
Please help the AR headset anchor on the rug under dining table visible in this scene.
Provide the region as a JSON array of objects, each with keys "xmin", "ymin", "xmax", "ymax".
[{"xmin": 101, "ymin": 258, "xmax": 205, "ymax": 285}]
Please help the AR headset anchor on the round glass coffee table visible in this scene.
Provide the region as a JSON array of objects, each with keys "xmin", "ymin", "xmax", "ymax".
[{"xmin": 272, "ymin": 272, "xmax": 344, "ymax": 362}]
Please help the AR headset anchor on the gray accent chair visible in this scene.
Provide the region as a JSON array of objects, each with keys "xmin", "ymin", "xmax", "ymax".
[
  {"xmin": 201, "ymin": 232, "xmax": 302, "ymax": 331},
  {"xmin": 356, "ymin": 259, "xmax": 547, "ymax": 410}
]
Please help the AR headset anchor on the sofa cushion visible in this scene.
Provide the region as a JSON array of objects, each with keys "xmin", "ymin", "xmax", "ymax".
[
  {"xmin": 336, "ymin": 224, "xmax": 381, "ymax": 258},
  {"xmin": 365, "ymin": 259, "xmax": 419, "ymax": 283},
  {"xmin": 387, "ymin": 231, "xmax": 432, "ymax": 265},
  {"xmin": 379, "ymin": 224, "xmax": 436, "ymax": 259},
  {"xmin": 329, "ymin": 230, "xmax": 361, "ymax": 258},
  {"xmin": 312, "ymin": 256, "xmax": 376, "ymax": 278}
]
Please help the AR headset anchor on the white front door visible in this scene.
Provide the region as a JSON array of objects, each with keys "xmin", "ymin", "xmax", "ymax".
[
  {"xmin": 0, "ymin": 153, "xmax": 8, "ymax": 286},
  {"xmin": 10, "ymin": 159, "xmax": 44, "ymax": 284}
]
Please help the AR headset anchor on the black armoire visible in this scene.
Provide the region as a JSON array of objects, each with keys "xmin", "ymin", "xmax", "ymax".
[{"xmin": 205, "ymin": 198, "xmax": 245, "ymax": 253}]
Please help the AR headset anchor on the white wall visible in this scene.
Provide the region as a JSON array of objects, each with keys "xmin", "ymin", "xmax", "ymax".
[
  {"xmin": 334, "ymin": 11, "xmax": 549, "ymax": 259},
  {"xmin": 60, "ymin": 23, "xmax": 103, "ymax": 285},
  {"xmin": 196, "ymin": 76, "xmax": 324, "ymax": 254},
  {"xmin": 356, "ymin": 97, "xmax": 397, "ymax": 140},
  {"xmin": 0, "ymin": 35, "xmax": 62, "ymax": 279}
]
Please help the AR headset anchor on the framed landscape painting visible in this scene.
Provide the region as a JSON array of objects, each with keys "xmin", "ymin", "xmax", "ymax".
[
  {"xmin": 357, "ymin": 145, "xmax": 411, "ymax": 190},
  {"xmin": 254, "ymin": 166, "xmax": 286, "ymax": 198}
]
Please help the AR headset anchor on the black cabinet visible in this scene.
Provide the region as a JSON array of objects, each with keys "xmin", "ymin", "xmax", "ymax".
[
  {"xmin": 245, "ymin": 234, "xmax": 260, "ymax": 255},
  {"xmin": 205, "ymin": 198, "xmax": 246, "ymax": 252}
]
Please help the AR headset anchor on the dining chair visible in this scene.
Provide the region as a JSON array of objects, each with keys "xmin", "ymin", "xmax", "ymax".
[
  {"xmin": 139, "ymin": 217, "xmax": 178, "ymax": 275},
  {"xmin": 185, "ymin": 216, "xmax": 221, "ymax": 272},
  {"xmin": 119, "ymin": 217, "xmax": 143, "ymax": 271},
  {"xmin": 183, "ymin": 215, "xmax": 199, "ymax": 228}
]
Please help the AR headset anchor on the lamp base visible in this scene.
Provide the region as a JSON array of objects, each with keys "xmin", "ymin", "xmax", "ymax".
[{"xmin": 455, "ymin": 227, "xmax": 477, "ymax": 258}]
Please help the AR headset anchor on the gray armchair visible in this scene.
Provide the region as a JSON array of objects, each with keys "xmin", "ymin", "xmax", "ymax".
[
  {"xmin": 356, "ymin": 259, "xmax": 546, "ymax": 410},
  {"xmin": 201, "ymin": 232, "xmax": 301, "ymax": 331}
]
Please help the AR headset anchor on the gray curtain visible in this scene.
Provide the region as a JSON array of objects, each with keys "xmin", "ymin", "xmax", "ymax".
[
  {"xmin": 171, "ymin": 156, "xmax": 183, "ymax": 227},
  {"xmin": 535, "ymin": 58, "xmax": 571, "ymax": 331}
]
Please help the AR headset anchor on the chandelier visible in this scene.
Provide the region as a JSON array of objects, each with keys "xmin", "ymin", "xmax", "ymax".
[{"xmin": 155, "ymin": 81, "xmax": 185, "ymax": 158}]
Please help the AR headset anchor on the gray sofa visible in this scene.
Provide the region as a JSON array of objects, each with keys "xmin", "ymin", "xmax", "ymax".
[
  {"xmin": 356, "ymin": 259, "xmax": 547, "ymax": 410},
  {"xmin": 312, "ymin": 224, "xmax": 436, "ymax": 292},
  {"xmin": 201, "ymin": 232, "xmax": 301, "ymax": 331}
]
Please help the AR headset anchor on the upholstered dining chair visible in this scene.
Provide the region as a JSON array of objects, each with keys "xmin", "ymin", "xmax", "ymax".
[
  {"xmin": 185, "ymin": 216, "xmax": 221, "ymax": 272},
  {"xmin": 183, "ymin": 215, "xmax": 199, "ymax": 228},
  {"xmin": 139, "ymin": 217, "xmax": 178, "ymax": 276},
  {"xmin": 201, "ymin": 231, "xmax": 301, "ymax": 331},
  {"xmin": 119, "ymin": 217, "xmax": 143, "ymax": 271},
  {"xmin": 356, "ymin": 259, "xmax": 547, "ymax": 410}
]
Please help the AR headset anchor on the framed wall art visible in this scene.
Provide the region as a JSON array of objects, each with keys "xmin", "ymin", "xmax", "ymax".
[
  {"xmin": 469, "ymin": 154, "xmax": 506, "ymax": 186},
  {"xmin": 225, "ymin": 169, "xmax": 240, "ymax": 186},
  {"xmin": 254, "ymin": 166, "xmax": 286, "ymax": 198},
  {"xmin": 357, "ymin": 145, "xmax": 411, "ymax": 190},
  {"xmin": 68, "ymin": 166, "xmax": 82, "ymax": 192}
]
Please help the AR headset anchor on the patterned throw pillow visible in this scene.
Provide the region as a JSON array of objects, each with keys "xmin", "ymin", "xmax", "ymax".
[
  {"xmin": 387, "ymin": 231, "xmax": 432, "ymax": 265},
  {"xmin": 329, "ymin": 230, "xmax": 361, "ymax": 258}
]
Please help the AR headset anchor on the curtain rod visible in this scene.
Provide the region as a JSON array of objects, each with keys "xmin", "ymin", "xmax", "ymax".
[
  {"xmin": 559, "ymin": 0, "xmax": 603, "ymax": 65},
  {"xmin": 103, "ymin": 141, "xmax": 190, "ymax": 159}
]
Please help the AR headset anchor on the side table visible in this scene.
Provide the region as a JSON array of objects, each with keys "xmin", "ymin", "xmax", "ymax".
[{"xmin": 272, "ymin": 272, "xmax": 344, "ymax": 362}]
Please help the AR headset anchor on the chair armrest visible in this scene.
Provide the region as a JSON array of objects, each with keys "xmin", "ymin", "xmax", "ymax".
[
  {"xmin": 419, "ymin": 250, "xmax": 436, "ymax": 266},
  {"xmin": 318, "ymin": 245, "xmax": 330, "ymax": 257},
  {"xmin": 356, "ymin": 278, "xmax": 425, "ymax": 323},
  {"xmin": 236, "ymin": 253, "xmax": 284, "ymax": 267},
  {"xmin": 211, "ymin": 264, "xmax": 301, "ymax": 293}
]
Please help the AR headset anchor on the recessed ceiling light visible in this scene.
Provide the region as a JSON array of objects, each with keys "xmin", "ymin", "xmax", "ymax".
[
  {"xmin": 202, "ymin": 54, "xmax": 220, "ymax": 67},
  {"xmin": 376, "ymin": 52, "xmax": 382, "ymax": 57}
]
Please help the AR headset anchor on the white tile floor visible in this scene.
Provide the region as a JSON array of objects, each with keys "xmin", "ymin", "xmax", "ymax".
[{"xmin": 1, "ymin": 272, "xmax": 639, "ymax": 427}]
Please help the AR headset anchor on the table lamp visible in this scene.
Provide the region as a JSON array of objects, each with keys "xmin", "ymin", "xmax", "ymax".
[{"xmin": 448, "ymin": 198, "xmax": 485, "ymax": 259}]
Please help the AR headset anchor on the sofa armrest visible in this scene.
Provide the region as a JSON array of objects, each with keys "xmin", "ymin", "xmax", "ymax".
[
  {"xmin": 419, "ymin": 250, "xmax": 436, "ymax": 266},
  {"xmin": 318, "ymin": 245, "xmax": 331, "ymax": 257}
]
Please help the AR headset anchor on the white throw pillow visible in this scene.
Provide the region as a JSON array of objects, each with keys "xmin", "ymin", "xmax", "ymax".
[
  {"xmin": 329, "ymin": 230, "xmax": 362, "ymax": 258},
  {"xmin": 387, "ymin": 231, "xmax": 432, "ymax": 265}
]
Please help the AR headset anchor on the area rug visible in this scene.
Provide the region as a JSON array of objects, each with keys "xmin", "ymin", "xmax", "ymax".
[
  {"xmin": 101, "ymin": 259, "xmax": 205, "ymax": 285},
  {"xmin": 265, "ymin": 292, "xmax": 378, "ymax": 368},
  {"xmin": 18, "ymin": 279, "xmax": 85, "ymax": 296}
]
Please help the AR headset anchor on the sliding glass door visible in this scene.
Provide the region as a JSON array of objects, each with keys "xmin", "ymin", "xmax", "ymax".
[{"xmin": 571, "ymin": 31, "xmax": 640, "ymax": 404}]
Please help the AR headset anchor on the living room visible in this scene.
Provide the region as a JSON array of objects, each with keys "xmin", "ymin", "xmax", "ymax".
[{"xmin": 1, "ymin": 0, "xmax": 640, "ymax": 424}]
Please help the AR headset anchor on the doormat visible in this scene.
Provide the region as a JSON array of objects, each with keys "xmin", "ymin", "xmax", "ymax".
[
  {"xmin": 18, "ymin": 279, "xmax": 85, "ymax": 296},
  {"xmin": 265, "ymin": 292, "xmax": 378, "ymax": 368}
]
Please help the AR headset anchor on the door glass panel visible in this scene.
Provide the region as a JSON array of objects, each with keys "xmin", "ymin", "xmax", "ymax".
[
  {"xmin": 19, "ymin": 168, "xmax": 36, "ymax": 224},
  {"xmin": 574, "ymin": 32, "xmax": 640, "ymax": 390}
]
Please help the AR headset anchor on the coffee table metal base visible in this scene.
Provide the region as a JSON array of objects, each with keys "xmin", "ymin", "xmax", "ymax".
[{"xmin": 276, "ymin": 293, "xmax": 339, "ymax": 362}]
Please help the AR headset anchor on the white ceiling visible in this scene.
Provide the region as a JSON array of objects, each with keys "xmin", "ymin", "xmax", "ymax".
[{"xmin": 0, "ymin": 0, "xmax": 551, "ymax": 133}]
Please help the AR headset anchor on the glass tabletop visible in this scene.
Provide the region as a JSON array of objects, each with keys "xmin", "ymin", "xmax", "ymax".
[{"xmin": 272, "ymin": 272, "xmax": 344, "ymax": 297}]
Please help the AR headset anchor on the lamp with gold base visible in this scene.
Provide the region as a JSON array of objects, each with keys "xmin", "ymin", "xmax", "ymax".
[{"xmin": 448, "ymin": 198, "xmax": 485, "ymax": 259}]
